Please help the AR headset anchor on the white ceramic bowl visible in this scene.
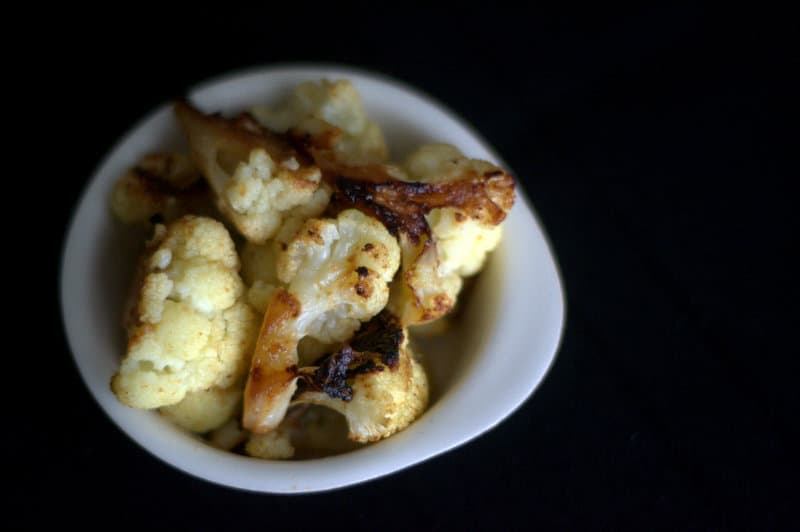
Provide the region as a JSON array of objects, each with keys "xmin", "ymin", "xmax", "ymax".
[{"xmin": 60, "ymin": 64, "xmax": 565, "ymax": 493}]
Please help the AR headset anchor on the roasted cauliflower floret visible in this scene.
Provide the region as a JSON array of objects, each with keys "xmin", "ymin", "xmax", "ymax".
[
  {"xmin": 293, "ymin": 312, "xmax": 428, "ymax": 442},
  {"xmin": 245, "ymin": 428, "xmax": 295, "ymax": 460},
  {"xmin": 404, "ymin": 143, "xmax": 508, "ymax": 277},
  {"xmin": 111, "ymin": 216, "xmax": 260, "ymax": 409},
  {"xmin": 110, "ymin": 152, "xmax": 210, "ymax": 225},
  {"xmin": 296, "ymin": 347, "xmax": 427, "ymax": 443},
  {"xmin": 273, "ymin": 185, "xmax": 333, "ymax": 249},
  {"xmin": 388, "ymin": 233, "xmax": 463, "ymax": 324},
  {"xmin": 208, "ymin": 418, "xmax": 249, "ymax": 451},
  {"xmin": 223, "ymin": 149, "xmax": 319, "ymax": 237},
  {"xmin": 160, "ymin": 384, "xmax": 242, "ymax": 433},
  {"xmin": 242, "ymin": 209, "xmax": 401, "ymax": 433},
  {"xmin": 244, "ymin": 405, "xmax": 361, "ymax": 460},
  {"xmin": 239, "ymin": 185, "xmax": 332, "ymax": 313},
  {"xmin": 252, "ymin": 80, "xmax": 388, "ymax": 164},
  {"xmin": 382, "ymin": 145, "xmax": 514, "ymax": 324},
  {"xmin": 313, "ymin": 148, "xmax": 514, "ymax": 325},
  {"xmin": 175, "ymin": 100, "xmax": 323, "ymax": 243},
  {"xmin": 277, "ymin": 209, "xmax": 401, "ymax": 343}
]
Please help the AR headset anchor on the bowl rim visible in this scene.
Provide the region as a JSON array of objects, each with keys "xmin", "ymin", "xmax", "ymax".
[{"xmin": 59, "ymin": 63, "xmax": 567, "ymax": 493}]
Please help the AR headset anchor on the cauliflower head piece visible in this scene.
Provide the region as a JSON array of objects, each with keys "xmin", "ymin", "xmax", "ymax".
[
  {"xmin": 381, "ymin": 144, "xmax": 514, "ymax": 324},
  {"xmin": 111, "ymin": 215, "xmax": 260, "ymax": 409},
  {"xmin": 245, "ymin": 427, "xmax": 296, "ymax": 460},
  {"xmin": 312, "ymin": 147, "xmax": 514, "ymax": 325},
  {"xmin": 175, "ymin": 100, "xmax": 323, "ymax": 243},
  {"xmin": 292, "ymin": 312, "xmax": 429, "ymax": 443},
  {"xmin": 239, "ymin": 184, "xmax": 333, "ymax": 314},
  {"xmin": 160, "ymin": 384, "xmax": 242, "ymax": 433},
  {"xmin": 252, "ymin": 80, "xmax": 388, "ymax": 164},
  {"xmin": 242, "ymin": 209, "xmax": 400, "ymax": 433},
  {"xmin": 277, "ymin": 209, "xmax": 401, "ymax": 343},
  {"xmin": 110, "ymin": 152, "xmax": 211, "ymax": 225}
]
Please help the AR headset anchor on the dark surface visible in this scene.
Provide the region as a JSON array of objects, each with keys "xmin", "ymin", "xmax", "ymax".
[{"xmin": 36, "ymin": 7, "xmax": 796, "ymax": 530}]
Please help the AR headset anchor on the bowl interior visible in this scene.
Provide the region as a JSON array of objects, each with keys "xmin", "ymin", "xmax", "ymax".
[{"xmin": 61, "ymin": 65, "xmax": 564, "ymax": 492}]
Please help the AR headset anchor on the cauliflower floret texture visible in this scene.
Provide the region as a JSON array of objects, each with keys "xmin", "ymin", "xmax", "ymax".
[
  {"xmin": 277, "ymin": 209, "xmax": 401, "ymax": 343},
  {"xmin": 111, "ymin": 216, "xmax": 259, "ymax": 409},
  {"xmin": 160, "ymin": 384, "xmax": 242, "ymax": 433},
  {"xmin": 252, "ymin": 80, "xmax": 388, "ymax": 164},
  {"xmin": 242, "ymin": 209, "xmax": 400, "ymax": 433},
  {"xmin": 384, "ymin": 144, "xmax": 514, "ymax": 323},
  {"xmin": 292, "ymin": 312, "xmax": 428, "ymax": 442},
  {"xmin": 110, "ymin": 152, "xmax": 210, "ymax": 225},
  {"xmin": 308, "ymin": 146, "xmax": 514, "ymax": 325},
  {"xmin": 297, "ymin": 345, "xmax": 427, "ymax": 443},
  {"xmin": 175, "ymin": 100, "xmax": 323, "ymax": 243},
  {"xmin": 404, "ymin": 143, "xmax": 507, "ymax": 275},
  {"xmin": 239, "ymin": 185, "xmax": 332, "ymax": 313},
  {"xmin": 110, "ymin": 79, "xmax": 518, "ymax": 459},
  {"xmin": 245, "ymin": 428, "xmax": 295, "ymax": 460}
]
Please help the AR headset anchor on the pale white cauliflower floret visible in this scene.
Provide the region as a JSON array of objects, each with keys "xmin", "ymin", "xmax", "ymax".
[
  {"xmin": 160, "ymin": 384, "xmax": 242, "ymax": 433},
  {"xmin": 111, "ymin": 216, "xmax": 260, "ymax": 409},
  {"xmin": 388, "ymin": 233, "xmax": 464, "ymax": 324},
  {"xmin": 245, "ymin": 429, "xmax": 295, "ymax": 460},
  {"xmin": 175, "ymin": 101, "xmax": 323, "ymax": 244},
  {"xmin": 252, "ymin": 80, "xmax": 388, "ymax": 164},
  {"xmin": 387, "ymin": 144, "xmax": 513, "ymax": 324},
  {"xmin": 405, "ymin": 143, "xmax": 505, "ymax": 277},
  {"xmin": 244, "ymin": 405, "xmax": 363, "ymax": 460},
  {"xmin": 278, "ymin": 209, "xmax": 401, "ymax": 343},
  {"xmin": 223, "ymin": 149, "xmax": 321, "ymax": 240},
  {"xmin": 426, "ymin": 208, "xmax": 503, "ymax": 277}
]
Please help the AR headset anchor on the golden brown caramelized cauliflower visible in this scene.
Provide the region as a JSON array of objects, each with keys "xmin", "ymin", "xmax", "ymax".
[
  {"xmin": 242, "ymin": 209, "xmax": 401, "ymax": 433},
  {"xmin": 404, "ymin": 144, "xmax": 507, "ymax": 276},
  {"xmin": 312, "ymin": 147, "xmax": 514, "ymax": 325},
  {"xmin": 110, "ymin": 152, "xmax": 210, "ymax": 225},
  {"xmin": 244, "ymin": 404, "xmax": 363, "ymax": 460},
  {"xmin": 246, "ymin": 311, "xmax": 428, "ymax": 451},
  {"xmin": 292, "ymin": 312, "xmax": 428, "ymax": 442},
  {"xmin": 175, "ymin": 101, "xmax": 323, "ymax": 244},
  {"xmin": 111, "ymin": 215, "xmax": 259, "ymax": 409},
  {"xmin": 385, "ymin": 144, "xmax": 513, "ymax": 323},
  {"xmin": 252, "ymin": 79, "xmax": 388, "ymax": 164},
  {"xmin": 109, "ymin": 78, "xmax": 517, "ymax": 459},
  {"xmin": 160, "ymin": 384, "xmax": 242, "ymax": 433}
]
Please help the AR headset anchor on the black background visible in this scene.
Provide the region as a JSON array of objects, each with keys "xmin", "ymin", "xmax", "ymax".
[{"xmin": 31, "ymin": 5, "xmax": 797, "ymax": 530}]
